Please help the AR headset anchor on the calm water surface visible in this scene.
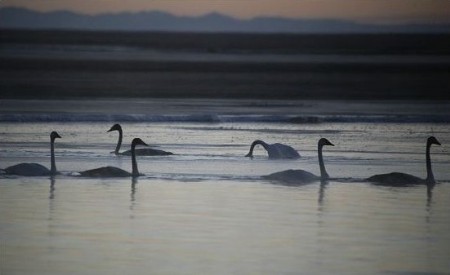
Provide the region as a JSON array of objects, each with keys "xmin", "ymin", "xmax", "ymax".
[{"xmin": 1, "ymin": 121, "xmax": 450, "ymax": 274}]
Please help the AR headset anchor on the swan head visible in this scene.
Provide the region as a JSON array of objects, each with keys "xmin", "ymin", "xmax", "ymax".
[
  {"xmin": 132, "ymin": 138, "xmax": 148, "ymax": 147},
  {"xmin": 50, "ymin": 131, "xmax": 62, "ymax": 141},
  {"xmin": 107, "ymin": 124, "xmax": 122, "ymax": 133},
  {"xmin": 428, "ymin": 136, "xmax": 441, "ymax": 146},
  {"xmin": 319, "ymin": 138, "xmax": 334, "ymax": 147}
]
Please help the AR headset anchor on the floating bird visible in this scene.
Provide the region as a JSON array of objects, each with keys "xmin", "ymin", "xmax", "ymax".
[
  {"xmin": 367, "ymin": 136, "xmax": 441, "ymax": 186},
  {"xmin": 4, "ymin": 131, "xmax": 61, "ymax": 176},
  {"xmin": 80, "ymin": 138, "xmax": 147, "ymax": 178},
  {"xmin": 108, "ymin": 124, "xmax": 173, "ymax": 156},
  {"xmin": 245, "ymin": 140, "xmax": 300, "ymax": 159},
  {"xmin": 264, "ymin": 138, "xmax": 334, "ymax": 184}
]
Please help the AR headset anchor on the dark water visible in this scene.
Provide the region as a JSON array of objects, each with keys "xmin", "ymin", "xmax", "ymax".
[{"xmin": 1, "ymin": 30, "xmax": 450, "ymax": 99}]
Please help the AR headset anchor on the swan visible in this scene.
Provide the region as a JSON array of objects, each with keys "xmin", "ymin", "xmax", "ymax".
[
  {"xmin": 80, "ymin": 138, "xmax": 147, "ymax": 178},
  {"xmin": 108, "ymin": 124, "xmax": 173, "ymax": 156},
  {"xmin": 245, "ymin": 140, "xmax": 300, "ymax": 159},
  {"xmin": 264, "ymin": 138, "xmax": 334, "ymax": 184},
  {"xmin": 367, "ymin": 136, "xmax": 441, "ymax": 186},
  {"xmin": 4, "ymin": 131, "xmax": 61, "ymax": 176}
]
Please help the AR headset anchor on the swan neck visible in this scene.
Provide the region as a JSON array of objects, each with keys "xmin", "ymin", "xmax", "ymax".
[
  {"xmin": 50, "ymin": 138, "xmax": 57, "ymax": 175},
  {"xmin": 247, "ymin": 140, "xmax": 267, "ymax": 156},
  {"xmin": 131, "ymin": 143, "xmax": 139, "ymax": 177},
  {"xmin": 426, "ymin": 141, "xmax": 434, "ymax": 184},
  {"xmin": 255, "ymin": 140, "xmax": 269, "ymax": 150},
  {"xmin": 318, "ymin": 144, "xmax": 328, "ymax": 179},
  {"xmin": 115, "ymin": 128, "xmax": 123, "ymax": 155}
]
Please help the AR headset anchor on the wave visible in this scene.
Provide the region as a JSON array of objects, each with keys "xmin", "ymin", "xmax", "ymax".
[{"xmin": 0, "ymin": 113, "xmax": 449, "ymax": 123}]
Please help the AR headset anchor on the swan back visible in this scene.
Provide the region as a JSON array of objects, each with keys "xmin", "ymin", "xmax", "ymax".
[
  {"xmin": 367, "ymin": 172, "xmax": 423, "ymax": 186},
  {"xmin": 269, "ymin": 143, "xmax": 301, "ymax": 159},
  {"xmin": 121, "ymin": 148, "xmax": 173, "ymax": 156},
  {"xmin": 5, "ymin": 163, "xmax": 51, "ymax": 176},
  {"xmin": 264, "ymin": 169, "xmax": 319, "ymax": 184},
  {"xmin": 79, "ymin": 166, "xmax": 132, "ymax": 177}
]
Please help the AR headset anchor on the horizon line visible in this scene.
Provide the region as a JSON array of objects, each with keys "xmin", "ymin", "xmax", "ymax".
[{"xmin": 2, "ymin": 6, "xmax": 450, "ymax": 26}]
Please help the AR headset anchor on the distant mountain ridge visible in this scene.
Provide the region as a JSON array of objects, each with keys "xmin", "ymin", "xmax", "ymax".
[{"xmin": 1, "ymin": 7, "xmax": 449, "ymax": 33}]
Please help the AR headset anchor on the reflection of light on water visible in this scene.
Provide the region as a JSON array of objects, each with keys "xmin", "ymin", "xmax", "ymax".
[
  {"xmin": 1, "ymin": 107, "xmax": 449, "ymax": 274},
  {"xmin": 1, "ymin": 177, "xmax": 449, "ymax": 274}
]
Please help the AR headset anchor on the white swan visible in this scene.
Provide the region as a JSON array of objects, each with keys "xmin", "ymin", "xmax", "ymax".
[
  {"xmin": 80, "ymin": 138, "xmax": 147, "ymax": 178},
  {"xmin": 264, "ymin": 138, "xmax": 334, "ymax": 184},
  {"xmin": 367, "ymin": 136, "xmax": 441, "ymax": 186},
  {"xmin": 4, "ymin": 131, "xmax": 61, "ymax": 176},
  {"xmin": 245, "ymin": 140, "xmax": 300, "ymax": 159},
  {"xmin": 108, "ymin": 124, "xmax": 173, "ymax": 156}
]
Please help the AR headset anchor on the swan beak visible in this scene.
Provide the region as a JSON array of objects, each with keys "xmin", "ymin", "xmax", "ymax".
[
  {"xmin": 245, "ymin": 153, "xmax": 253, "ymax": 159},
  {"xmin": 55, "ymin": 133, "xmax": 62, "ymax": 139},
  {"xmin": 107, "ymin": 128, "xmax": 114, "ymax": 133}
]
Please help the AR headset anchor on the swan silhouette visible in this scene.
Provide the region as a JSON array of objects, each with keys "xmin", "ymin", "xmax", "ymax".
[
  {"xmin": 367, "ymin": 136, "xmax": 441, "ymax": 186},
  {"xmin": 245, "ymin": 140, "xmax": 300, "ymax": 159},
  {"xmin": 264, "ymin": 138, "xmax": 334, "ymax": 184},
  {"xmin": 80, "ymin": 138, "xmax": 147, "ymax": 177},
  {"xmin": 4, "ymin": 131, "xmax": 61, "ymax": 176},
  {"xmin": 108, "ymin": 124, "xmax": 173, "ymax": 156}
]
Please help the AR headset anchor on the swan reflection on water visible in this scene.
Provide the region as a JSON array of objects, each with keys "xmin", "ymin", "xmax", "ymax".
[{"xmin": 49, "ymin": 176, "xmax": 56, "ymax": 200}]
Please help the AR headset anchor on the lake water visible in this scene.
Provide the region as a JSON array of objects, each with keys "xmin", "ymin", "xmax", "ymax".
[{"xmin": 1, "ymin": 99, "xmax": 450, "ymax": 274}]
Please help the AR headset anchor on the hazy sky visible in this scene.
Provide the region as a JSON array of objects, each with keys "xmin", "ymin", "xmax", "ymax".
[{"xmin": 2, "ymin": 0, "xmax": 450, "ymax": 24}]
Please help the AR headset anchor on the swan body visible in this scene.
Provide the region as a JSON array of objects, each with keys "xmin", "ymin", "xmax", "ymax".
[
  {"xmin": 367, "ymin": 136, "xmax": 441, "ymax": 186},
  {"xmin": 80, "ymin": 138, "xmax": 147, "ymax": 178},
  {"xmin": 264, "ymin": 138, "xmax": 334, "ymax": 184},
  {"xmin": 5, "ymin": 163, "xmax": 54, "ymax": 176},
  {"xmin": 4, "ymin": 131, "xmax": 61, "ymax": 176},
  {"xmin": 246, "ymin": 140, "xmax": 300, "ymax": 159},
  {"xmin": 79, "ymin": 166, "xmax": 132, "ymax": 177},
  {"xmin": 108, "ymin": 124, "xmax": 173, "ymax": 156},
  {"xmin": 120, "ymin": 148, "xmax": 172, "ymax": 156},
  {"xmin": 265, "ymin": 169, "xmax": 319, "ymax": 184}
]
